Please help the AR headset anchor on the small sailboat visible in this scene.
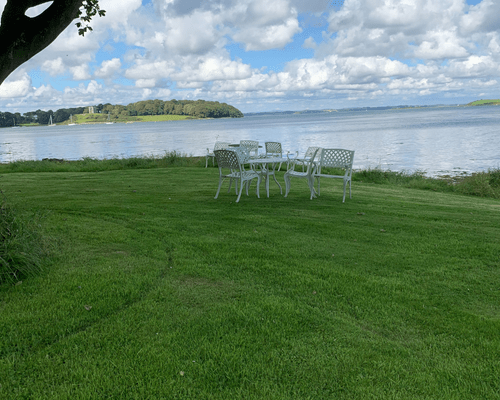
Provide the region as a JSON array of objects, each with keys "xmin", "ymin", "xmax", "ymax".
[
  {"xmin": 106, "ymin": 113, "xmax": 114, "ymax": 124},
  {"xmin": 68, "ymin": 114, "xmax": 76, "ymax": 126},
  {"xmin": 48, "ymin": 115, "xmax": 56, "ymax": 127}
]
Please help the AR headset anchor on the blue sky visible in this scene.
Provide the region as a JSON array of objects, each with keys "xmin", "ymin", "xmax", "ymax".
[{"xmin": 0, "ymin": 0, "xmax": 499, "ymax": 113}]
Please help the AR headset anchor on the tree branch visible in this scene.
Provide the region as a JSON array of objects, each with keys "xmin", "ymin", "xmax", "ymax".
[{"xmin": 0, "ymin": 0, "xmax": 83, "ymax": 85}]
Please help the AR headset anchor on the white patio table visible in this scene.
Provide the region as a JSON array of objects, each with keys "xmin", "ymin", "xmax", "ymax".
[{"xmin": 248, "ymin": 157, "xmax": 288, "ymax": 198}]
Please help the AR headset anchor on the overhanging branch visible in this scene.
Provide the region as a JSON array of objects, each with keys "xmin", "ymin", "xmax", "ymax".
[{"xmin": 0, "ymin": 0, "xmax": 83, "ymax": 85}]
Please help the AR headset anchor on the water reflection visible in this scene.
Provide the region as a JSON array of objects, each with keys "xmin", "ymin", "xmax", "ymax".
[{"xmin": 1, "ymin": 106, "xmax": 499, "ymax": 176}]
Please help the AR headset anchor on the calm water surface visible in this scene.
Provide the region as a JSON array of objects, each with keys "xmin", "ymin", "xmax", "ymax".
[{"xmin": 1, "ymin": 106, "xmax": 499, "ymax": 177}]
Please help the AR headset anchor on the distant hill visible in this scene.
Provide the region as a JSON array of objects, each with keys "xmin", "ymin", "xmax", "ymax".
[
  {"xmin": 1, "ymin": 99, "xmax": 243, "ymax": 127},
  {"xmin": 466, "ymin": 99, "xmax": 500, "ymax": 106},
  {"xmin": 91, "ymin": 99, "xmax": 244, "ymax": 120}
]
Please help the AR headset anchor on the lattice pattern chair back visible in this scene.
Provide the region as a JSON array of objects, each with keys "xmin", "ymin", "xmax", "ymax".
[
  {"xmin": 295, "ymin": 146, "xmax": 322, "ymax": 171},
  {"xmin": 213, "ymin": 149, "xmax": 261, "ymax": 202},
  {"xmin": 215, "ymin": 141, "xmax": 230, "ymax": 151},
  {"xmin": 239, "ymin": 140, "xmax": 259, "ymax": 158},
  {"xmin": 314, "ymin": 149, "xmax": 355, "ymax": 202},
  {"xmin": 214, "ymin": 149, "xmax": 241, "ymax": 170},
  {"xmin": 206, "ymin": 141, "xmax": 230, "ymax": 167},
  {"xmin": 317, "ymin": 149, "xmax": 354, "ymax": 172},
  {"xmin": 233, "ymin": 146, "xmax": 251, "ymax": 164},
  {"xmin": 284, "ymin": 148, "xmax": 320, "ymax": 200},
  {"xmin": 304, "ymin": 146, "xmax": 321, "ymax": 159},
  {"xmin": 265, "ymin": 142, "xmax": 282, "ymax": 157}
]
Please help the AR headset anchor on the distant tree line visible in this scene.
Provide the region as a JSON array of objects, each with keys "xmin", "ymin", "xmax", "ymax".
[
  {"xmin": 94, "ymin": 99, "xmax": 243, "ymax": 119},
  {"xmin": 0, "ymin": 99, "xmax": 243, "ymax": 127},
  {"xmin": 0, "ymin": 107, "xmax": 85, "ymax": 127}
]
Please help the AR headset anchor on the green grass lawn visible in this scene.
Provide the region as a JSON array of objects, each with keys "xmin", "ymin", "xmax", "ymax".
[{"xmin": 1, "ymin": 165, "xmax": 499, "ymax": 399}]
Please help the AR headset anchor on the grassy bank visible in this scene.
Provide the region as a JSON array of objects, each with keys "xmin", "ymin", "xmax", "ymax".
[
  {"xmin": 18, "ymin": 114, "xmax": 193, "ymax": 127},
  {"xmin": 2, "ymin": 156, "xmax": 499, "ymax": 199},
  {"xmin": 73, "ymin": 113, "xmax": 193, "ymax": 124},
  {"xmin": 466, "ymin": 99, "xmax": 500, "ymax": 106},
  {"xmin": 0, "ymin": 159, "xmax": 499, "ymax": 398}
]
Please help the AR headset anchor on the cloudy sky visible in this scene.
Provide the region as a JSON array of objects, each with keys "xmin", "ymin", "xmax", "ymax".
[{"xmin": 0, "ymin": 0, "xmax": 498, "ymax": 113}]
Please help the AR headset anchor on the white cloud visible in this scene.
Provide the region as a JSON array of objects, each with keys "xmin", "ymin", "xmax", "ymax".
[
  {"xmin": 233, "ymin": 17, "xmax": 301, "ymax": 50},
  {"xmin": 413, "ymin": 29, "xmax": 468, "ymax": 60},
  {"xmin": 162, "ymin": 11, "xmax": 224, "ymax": 55},
  {"xmin": 135, "ymin": 79, "xmax": 156, "ymax": 88},
  {"xmin": 41, "ymin": 58, "xmax": 66, "ymax": 76},
  {"xmin": 70, "ymin": 65, "xmax": 91, "ymax": 80},
  {"xmin": 2, "ymin": 0, "xmax": 500, "ymax": 114},
  {"xmin": 0, "ymin": 74, "xmax": 32, "ymax": 98},
  {"xmin": 95, "ymin": 58, "xmax": 122, "ymax": 79},
  {"xmin": 460, "ymin": 0, "xmax": 500, "ymax": 34},
  {"xmin": 230, "ymin": 0, "xmax": 301, "ymax": 50},
  {"xmin": 303, "ymin": 37, "xmax": 317, "ymax": 49},
  {"xmin": 171, "ymin": 57, "xmax": 253, "ymax": 82}
]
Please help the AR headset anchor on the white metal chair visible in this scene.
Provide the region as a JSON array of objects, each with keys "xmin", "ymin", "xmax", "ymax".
[
  {"xmin": 265, "ymin": 142, "xmax": 284, "ymax": 171},
  {"xmin": 239, "ymin": 140, "xmax": 260, "ymax": 159},
  {"xmin": 264, "ymin": 142, "xmax": 282, "ymax": 158},
  {"xmin": 284, "ymin": 148, "xmax": 320, "ymax": 200},
  {"xmin": 206, "ymin": 141, "xmax": 231, "ymax": 167},
  {"xmin": 313, "ymin": 149, "xmax": 355, "ymax": 202},
  {"xmin": 294, "ymin": 146, "xmax": 322, "ymax": 172},
  {"xmin": 214, "ymin": 149, "xmax": 261, "ymax": 202}
]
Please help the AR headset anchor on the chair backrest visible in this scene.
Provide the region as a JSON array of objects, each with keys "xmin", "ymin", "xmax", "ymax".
[
  {"xmin": 233, "ymin": 146, "xmax": 250, "ymax": 163},
  {"xmin": 265, "ymin": 142, "xmax": 282, "ymax": 157},
  {"xmin": 239, "ymin": 140, "xmax": 259, "ymax": 158},
  {"xmin": 305, "ymin": 149, "xmax": 320, "ymax": 174},
  {"xmin": 317, "ymin": 149, "xmax": 355, "ymax": 174},
  {"xmin": 214, "ymin": 149, "xmax": 241, "ymax": 171},
  {"xmin": 304, "ymin": 146, "xmax": 322, "ymax": 158},
  {"xmin": 289, "ymin": 148, "xmax": 320, "ymax": 174},
  {"xmin": 213, "ymin": 141, "xmax": 231, "ymax": 151}
]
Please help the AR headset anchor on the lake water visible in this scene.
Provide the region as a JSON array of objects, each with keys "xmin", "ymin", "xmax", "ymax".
[{"xmin": 1, "ymin": 105, "xmax": 499, "ymax": 177}]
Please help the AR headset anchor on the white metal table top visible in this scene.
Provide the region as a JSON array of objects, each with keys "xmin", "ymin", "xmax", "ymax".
[{"xmin": 248, "ymin": 157, "xmax": 288, "ymax": 164}]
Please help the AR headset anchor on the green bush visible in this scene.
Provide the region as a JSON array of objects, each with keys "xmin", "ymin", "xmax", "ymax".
[
  {"xmin": 455, "ymin": 170, "xmax": 500, "ymax": 198},
  {"xmin": 0, "ymin": 196, "xmax": 47, "ymax": 284},
  {"xmin": 352, "ymin": 167, "xmax": 500, "ymax": 198},
  {"xmin": 488, "ymin": 168, "xmax": 500, "ymax": 188}
]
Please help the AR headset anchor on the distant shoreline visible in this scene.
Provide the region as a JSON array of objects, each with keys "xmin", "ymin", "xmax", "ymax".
[{"xmin": 244, "ymin": 100, "xmax": 500, "ymax": 116}]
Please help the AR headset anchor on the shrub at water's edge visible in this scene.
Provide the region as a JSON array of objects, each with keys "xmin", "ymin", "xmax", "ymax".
[{"xmin": 353, "ymin": 167, "xmax": 500, "ymax": 198}]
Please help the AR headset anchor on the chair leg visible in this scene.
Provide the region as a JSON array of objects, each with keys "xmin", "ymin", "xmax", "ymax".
[
  {"xmin": 271, "ymin": 173, "xmax": 282, "ymax": 194},
  {"xmin": 206, "ymin": 156, "xmax": 208, "ymax": 168},
  {"xmin": 236, "ymin": 179, "xmax": 245, "ymax": 202},
  {"xmin": 265, "ymin": 172, "xmax": 270, "ymax": 197},
  {"xmin": 308, "ymin": 177, "xmax": 317, "ymax": 200},
  {"xmin": 255, "ymin": 176, "xmax": 261, "ymax": 198},
  {"xmin": 214, "ymin": 176, "xmax": 223, "ymax": 199},
  {"xmin": 284, "ymin": 175, "xmax": 291, "ymax": 197}
]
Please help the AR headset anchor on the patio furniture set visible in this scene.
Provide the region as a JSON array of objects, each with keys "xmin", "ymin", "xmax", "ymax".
[{"xmin": 207, "ymin": 140, "xmax": 355, "ymax": 203}]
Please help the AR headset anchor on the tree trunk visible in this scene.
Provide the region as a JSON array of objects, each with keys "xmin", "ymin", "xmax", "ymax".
[{"xmin": 0, "ymin": 0, "xmax": 83, "ymax": 85}]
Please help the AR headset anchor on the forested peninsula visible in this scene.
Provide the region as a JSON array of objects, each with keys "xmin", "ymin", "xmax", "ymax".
[{"xmin": 0, "ymin": 99, "xmax": 243, "ymax": 127}]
